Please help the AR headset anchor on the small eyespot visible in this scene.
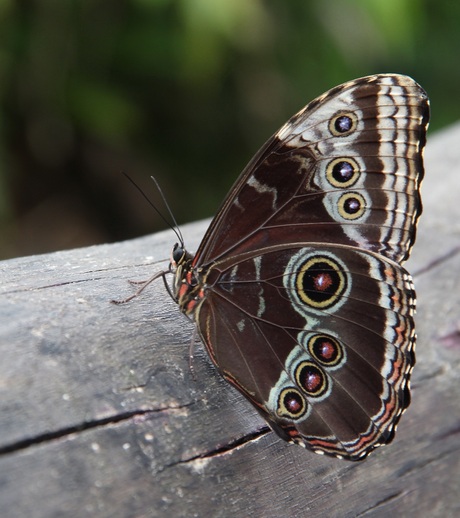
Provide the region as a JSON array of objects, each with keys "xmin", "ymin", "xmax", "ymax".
[
  {"xmin": 295, "ymin": 362, "xmax": 328, "ymax": 397},
  {"xmin": 326, "ymin": 157, "xmax": 360, "ymax": 188},
  {"xmin": 329, "ymin": 112, "xmax": 358, "ymax": 137},
  {"xmin": 277, "ymin": 388, "xmax": 307, "ymax": 419},
  {"xmin": 337, "ymin": 192, "xmax": 366, "ymax": 220},
  {"xmin": 308, "ymin": 334, "xmax": 344, "ymax": 367}
]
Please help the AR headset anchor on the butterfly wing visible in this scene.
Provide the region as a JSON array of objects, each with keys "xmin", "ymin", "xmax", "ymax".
[
  {"xmin": 195, "ymin": 244, "xmax": 415, "ymax": 459},
  {"xmin": 183, "ymin": 74, "xmax": 429, "ymax": 459},
  {"xmin": 193, "ymin": 74, "xmax": 429, "ymax": 267}
]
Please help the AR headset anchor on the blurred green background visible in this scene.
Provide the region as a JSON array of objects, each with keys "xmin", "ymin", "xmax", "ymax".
[{"xmin": 0, "ymin": 0, "xmax": 458, "ymax": 259}]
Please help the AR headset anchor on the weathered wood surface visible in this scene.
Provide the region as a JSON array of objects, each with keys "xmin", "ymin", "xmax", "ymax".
[{"xmin": 1, "ymin": 123, "xmax": 460, "ymax": 518}]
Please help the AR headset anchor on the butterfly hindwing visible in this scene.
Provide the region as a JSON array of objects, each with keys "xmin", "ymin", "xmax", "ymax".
[{"xmin": 194, "ymin": 243, "xmax": 415, "ymax": 459}]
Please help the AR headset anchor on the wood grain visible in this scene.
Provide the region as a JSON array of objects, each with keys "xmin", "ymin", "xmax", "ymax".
[{"xmin": 1, "ymin": 123, "xmax": 460, "ymax": 518}]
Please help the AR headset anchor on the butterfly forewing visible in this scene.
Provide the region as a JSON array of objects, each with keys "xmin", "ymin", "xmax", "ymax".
[
  {"xmin": 193, "ymin": 75, "xmax": 428, "ymax": 266},
  {"xmin": 175, "ymin": 74, "xmax": 429, "ymax": 460}
]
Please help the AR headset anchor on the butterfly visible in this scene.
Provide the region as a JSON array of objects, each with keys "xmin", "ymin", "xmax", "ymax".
[{"xmin": 120, "ymin": 74, "xmax": 429, "ymax": 460}]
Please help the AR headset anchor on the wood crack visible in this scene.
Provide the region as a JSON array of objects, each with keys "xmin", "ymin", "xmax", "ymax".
[
  {"xmin": 356, "ymin": 491, "xmax": 405, "ymax": 516},
  {"xmin": 159, "ymin": 426, "xmax": 271, "ymax": 472},
  {"xmin": 413, "ymin": 243, "xmax": 460, "ymax": 276},
  {"xmin": 0, "ymin": 404, "xmax": 193, "ymax": 457},
  {"xmin": 3, "ymin": 277, "xmax": 106, "ymax": 294}
]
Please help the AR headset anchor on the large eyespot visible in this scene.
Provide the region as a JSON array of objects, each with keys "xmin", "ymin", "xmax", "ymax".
[
  {"xmin": 284, "ymin": 249, "xmax": 351, "ymax": 318},
  {"xmin": 295, "ymin": 255, "xmax": 347, "ymax": 310},
  {"xmin": 337, "ymin": 192, "xmax": 366, "ymax": 220},
  {"xmin": 326, "ymin": 158, "xmax": 360, "ymax": 188},
  {"xmin": 295, "ymin": 361, "xmax": 328, "ymax": 398},
  {"xmin": 277, "ymin": 388, "xmax": 307, "ymax": 419},
  {"xmin": 329, "ymin": 112, "xmax": 358, "ymax": 137},
  {"xmin": 308, "ymin": 334, "xmax": 344, "ymax": 367}
]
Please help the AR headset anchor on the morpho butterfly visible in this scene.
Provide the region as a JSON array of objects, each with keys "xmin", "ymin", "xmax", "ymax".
[{"xmin": 120, "ymin": 74, "xmax": 429, "ymax": 460}]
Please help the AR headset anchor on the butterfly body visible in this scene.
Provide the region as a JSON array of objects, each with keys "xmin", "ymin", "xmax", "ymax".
[{"xmin": 171, "ymin": 74, "xmax": 429, "ymax": 460}]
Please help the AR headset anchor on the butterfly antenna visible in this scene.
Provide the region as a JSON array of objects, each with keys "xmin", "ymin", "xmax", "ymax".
[
  {"xmin": 150, "ymin": 175, "xmax": 184, "ymax": 246},
  {"xmin": 121, "ymin": 172, "xmax": 184, "ymax": 246}
]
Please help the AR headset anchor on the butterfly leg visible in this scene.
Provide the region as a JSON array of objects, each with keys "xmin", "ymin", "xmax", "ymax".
[{"xmin": 111, "ymin": 269, "xmax": 171, "ymax": 304}]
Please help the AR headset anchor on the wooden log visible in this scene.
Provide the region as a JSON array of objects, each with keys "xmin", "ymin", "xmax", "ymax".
[{"xmin": 1, "ymin": 123, "xmax": 460, "ymax": 518}]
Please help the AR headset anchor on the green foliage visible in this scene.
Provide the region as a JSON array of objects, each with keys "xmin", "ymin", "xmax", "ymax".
[{"xmin": 0, "ymin": 0, "xmax": 458, "ymax": 258}]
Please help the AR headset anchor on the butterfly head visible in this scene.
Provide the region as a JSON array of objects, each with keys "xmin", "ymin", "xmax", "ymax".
[{"xmin": 171, "ymin": 242, "xmax": 189, "ymax": 267}]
